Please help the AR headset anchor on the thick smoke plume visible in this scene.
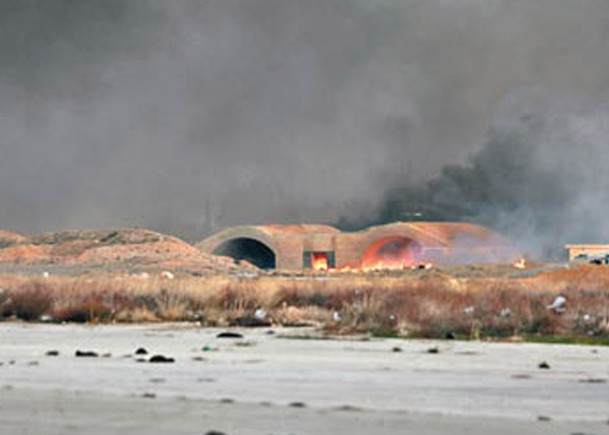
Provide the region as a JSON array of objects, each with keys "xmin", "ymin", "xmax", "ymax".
[
  {"xmin": 367, "ymin": 91, "xmax": 609, "ymax": 258},
  {"xmin": 2, "ymin": 1, "xmax": 609, "ymax": 253}
]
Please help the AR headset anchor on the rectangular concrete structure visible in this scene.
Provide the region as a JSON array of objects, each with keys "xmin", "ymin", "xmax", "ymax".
[{"xmin": 565, "ymin": 244, "xmax": 609, "ymax": 260}]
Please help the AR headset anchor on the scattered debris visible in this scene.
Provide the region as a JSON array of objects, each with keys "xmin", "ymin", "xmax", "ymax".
[
  {"xmin": 45, "ymin": 350, "xmax": 59, "ymax": 356},
  {"xmin": 219, "ymin": 398, "xmax": 234, "ymax": 404},
  {"xmin": 234, "ymin": 341, "xmax": 256, "ymax": 347},
  {"xmin": 75, "ymin": 350, "xmax": 99, "ymax": 358},
  {"xmin": 578, "ymin": 378, "xmax": 606, "ymax": 384},
  {"xmin": 427, "ymin": 347, "xmax": 440, "ymax": 354},
  {"xmin": 334, "ymin": 405, "xmax": 363, "ymax": 412},
  {"xmin": 499, "ymin": 308, "xmax": 512, "ymax": 318},
  {"xmin": 392, "ymin": 346, "xmax": 403, "ymax": 353},
  {"xmin": 134, "ymin": 347, "xmax": 148, "ymax": 355},
  {"xmin": 148, "ymin": 354, "xmax": 175, "ymax": 363},
  {"xmin": 289, "ymin": 401, "xmax": 307, "ymax": 408},
  {"xmin": 537, "ymin": 415, "xmax": 552, "ymax": 422},
  {"xmin": 463, "ymin": 306, "xmax": 475, "ymax": 316},
  {"xmin": 511, "ymin": 374, "xmax": 532, "ymax": 379},
  {"xmin": 444, "ymin": 332, "xmax": 456, "ymax": 340},
  {"xmin": 142, "ymin": 392, "xmax": 156, "ymax": 399},
  {"xmin": 455, "ymin": 351, "xmax": 481, "ymax": 356},
  {"xmin": 205, "ymin": 431, "xmax": 227, "ymax": 435},
  {"xmin": 332, "ymin": 311, "xmax": 342, "ymax": 322},
  {"xmin": 538, "ymin": 361, "xmax": 551, "ymax": 369},
  {"xmin": 196, "ymin": 377, "xmax": 215, "ymax": 383}
]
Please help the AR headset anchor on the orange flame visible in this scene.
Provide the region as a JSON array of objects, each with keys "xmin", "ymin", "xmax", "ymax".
[
  {"xmin": 361, "ymin": 237, "xmax": 422, "ymax": 270},
  {"xmin": 312, "ymin": 253, "xmax": 329, "ymax": 271}
]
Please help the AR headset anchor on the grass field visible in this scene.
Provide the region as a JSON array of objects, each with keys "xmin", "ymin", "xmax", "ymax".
[{"xmin": 1, "ymin": 263, "xmax": 608, "ymax": 341}]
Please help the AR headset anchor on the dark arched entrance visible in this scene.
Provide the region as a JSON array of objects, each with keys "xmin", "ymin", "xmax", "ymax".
[
  {"xmin": 362, "ymin": 236, "xmax": 422, "ymax": 269},
  {"xmin": 213, "ymin": 238, "xmax": 276, "ymax": 269}
]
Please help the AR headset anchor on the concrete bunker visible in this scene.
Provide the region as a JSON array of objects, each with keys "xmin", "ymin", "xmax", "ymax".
[
  {"xmin": 212, "ymin": 237, "xmax": 276, "ymax": 269},
  {"xmin": 198, "ymin": 222, "xmax": 518, "ymax": 271}
]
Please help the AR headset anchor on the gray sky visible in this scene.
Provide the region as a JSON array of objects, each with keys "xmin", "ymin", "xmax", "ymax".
[{"xmin": 1, "ymin": 1, "xmax": 609, "ymax": 245}]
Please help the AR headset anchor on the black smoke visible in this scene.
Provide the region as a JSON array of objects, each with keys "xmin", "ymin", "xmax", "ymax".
[
  {"xmin": 2, "ymin": 1, "xmax": 609, "ymax": 250},
  {"xmin": 362, "ymin": 91, "xmax": 609, "ymax": 258}
]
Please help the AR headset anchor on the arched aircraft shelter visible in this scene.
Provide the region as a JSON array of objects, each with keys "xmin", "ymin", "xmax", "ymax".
[{"xmin": 197, "ymin": 222, "xmax": 517, "ymax": 271}]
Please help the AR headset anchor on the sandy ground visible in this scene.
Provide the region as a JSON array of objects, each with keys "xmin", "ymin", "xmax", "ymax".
[{"xmin": 0, "ymin": 323, "xmax": 607, "ymax": 434}]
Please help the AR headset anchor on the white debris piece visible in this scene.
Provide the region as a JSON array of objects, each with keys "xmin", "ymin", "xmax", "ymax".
[
  {"xmin": 254, "ymin": 307, "xmax": 267, "ymax": 320},
  {"xmin": 463, "ymin": 306, "xmax": 475, "ymax": 316},
  {"xmin": 547, "ymin": 295, "xmax": 566, "ymax": 313},
  {"xmin": 332, "ymin": 311, "xmax": 341, "ymax": 322},
  {"xmin": 160, "ymin": 271, "xmax": 175, "ymax": 280}
]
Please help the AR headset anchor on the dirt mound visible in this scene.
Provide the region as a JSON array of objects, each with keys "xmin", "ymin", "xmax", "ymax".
[
  {"xmin": 0, "ymin": 230, "xmax": 26, "ymax": 248},
  {"xmin": 0, "ymin": 228, "xmax": 255, "ymax": 276}
]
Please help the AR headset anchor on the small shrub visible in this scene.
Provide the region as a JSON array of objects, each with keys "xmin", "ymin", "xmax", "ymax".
[
  {"xmin": 4, "ymin": 281, "xmax": 53, "ymax": 321},
  {"xmin": 153, "ymin": 289, "xmax": 191, "ymax": 320},
  {"xmin": 54, "ymin": 294, "xmax": 113, "ymax": 323}
]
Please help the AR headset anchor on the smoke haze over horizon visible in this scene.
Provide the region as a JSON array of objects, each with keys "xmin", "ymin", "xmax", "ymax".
[{"xmin": 2, "ymin": 1, "xmax": 609, "ymax": 256}]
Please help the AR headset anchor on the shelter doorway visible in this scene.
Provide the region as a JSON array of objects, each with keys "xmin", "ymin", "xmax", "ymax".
[
  {"xmin": 362, "ymin": 237, "xmax": 422, "ymax": 269},
  {"xmin": 213, "ymin": 238, "xmax": 276, "ymax": 269}
]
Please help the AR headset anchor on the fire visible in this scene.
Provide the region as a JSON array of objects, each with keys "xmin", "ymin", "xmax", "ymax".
[
  {"xmin": 361, "ymin": 236, "xmax": 422, "ymax": 270},
  {"xmin": 312, "ymin": 252, "xmax": 329, "ymax": 271},
  {"xmin": 513, "ymin": 258, "xmax": 526, "ymax": 269}
]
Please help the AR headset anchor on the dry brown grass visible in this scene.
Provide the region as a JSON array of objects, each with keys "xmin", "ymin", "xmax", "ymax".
[{"xmin": 0, "ymin": 265, "xmax": 608, "ymax": 339}]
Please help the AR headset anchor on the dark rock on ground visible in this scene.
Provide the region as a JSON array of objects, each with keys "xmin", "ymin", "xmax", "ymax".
[
  {"xmin": 149, "ymin": 354, "xmax": 175, "ymax": 363},
  {"xmin": 75, "ymin": 350, "xmax": 98, "ymax": 358},
  {"xmin": 230, "ymin": 316, "xmax": 271, "ymax": 327},
  {"xmin": 216, "ymin": 332, "xmax": 244, "ymax": 339}
]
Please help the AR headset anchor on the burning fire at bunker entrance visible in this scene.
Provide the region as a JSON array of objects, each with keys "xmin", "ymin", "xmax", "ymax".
[
  {"xmin": 198, "ymin": 222, "xmax": 518, "ymax": 271},
  {"xmin": 362, "ymin": 237, "xmax": 422, "ymax": 270}
]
